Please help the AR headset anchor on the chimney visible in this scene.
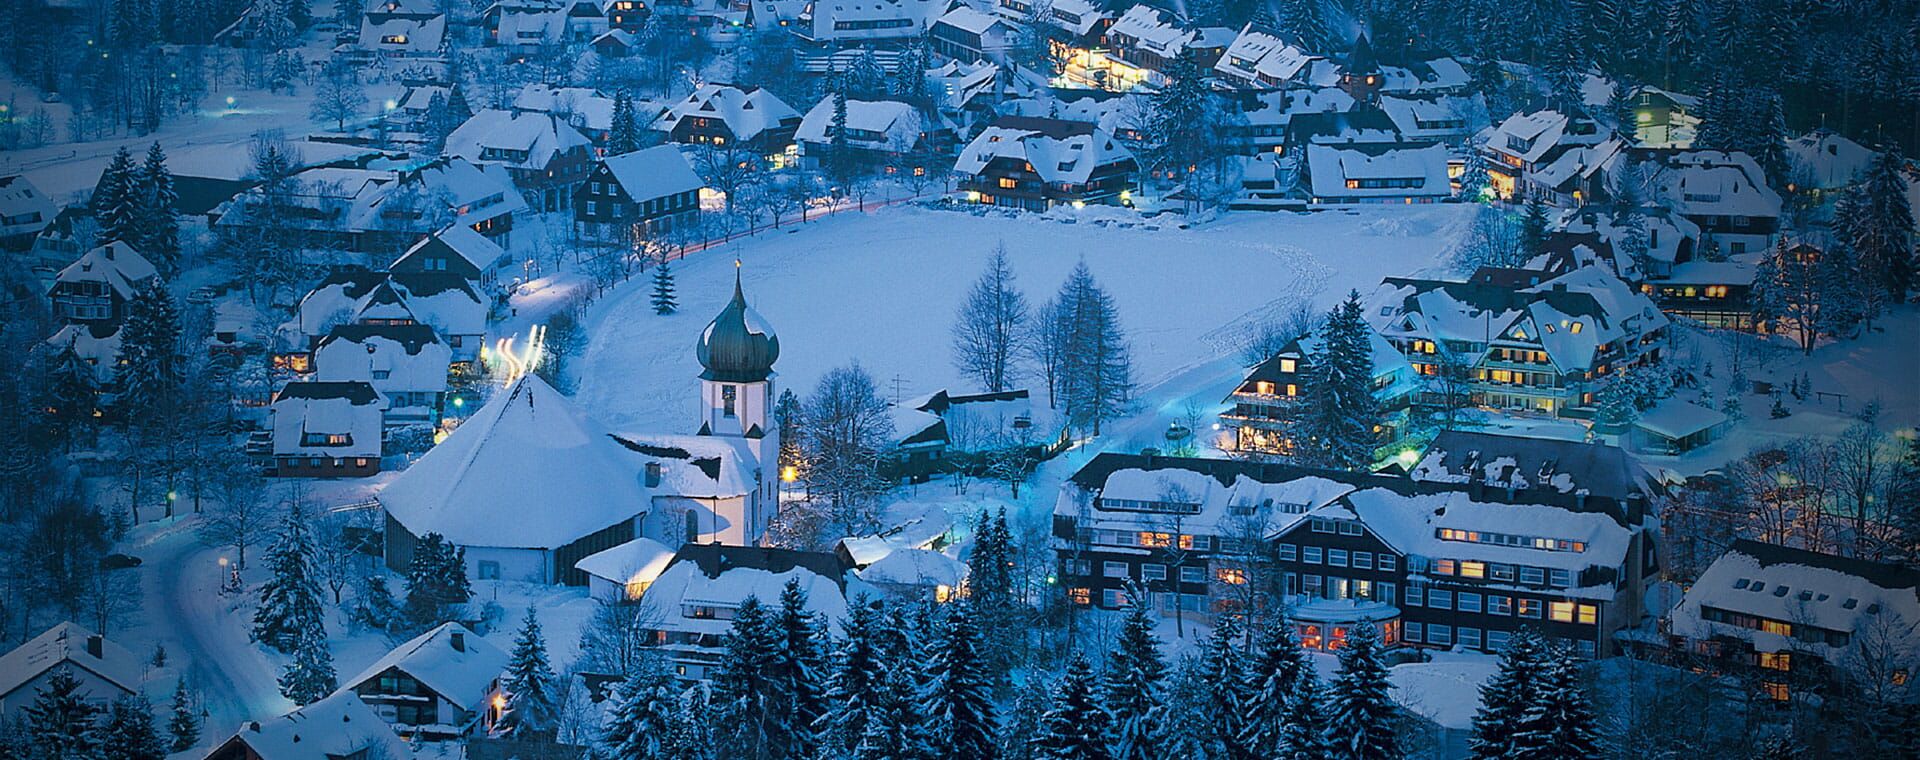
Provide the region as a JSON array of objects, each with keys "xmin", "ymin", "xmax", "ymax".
[
  {"xmin": 645, "ymin": 462, "xmax": 662, "ymax": 488},
  {"xmin": 85, "ymin": 635, "xmax": 103, "ymax": 659},
  {"xmin": 248, "ymin": 722, "xmax": 261, "ymax": 733},
  {"xmin": 451, "ymin": 631, "xmax": 466, "ymax": 652}
]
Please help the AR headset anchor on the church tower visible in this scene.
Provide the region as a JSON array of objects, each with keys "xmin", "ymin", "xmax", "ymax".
[{"xmin": 695, "ymin": 265, "xmax": 781, "ymax": 541}]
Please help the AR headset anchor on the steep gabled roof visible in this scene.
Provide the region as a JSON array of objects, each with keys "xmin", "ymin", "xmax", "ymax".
[
  {"xmin": 0, "ymin": 623, "xmax": 141, "ymax": 702},
  {"xmin": 341, "ymin": 623, "xmax": 509, "ymax": 710}
]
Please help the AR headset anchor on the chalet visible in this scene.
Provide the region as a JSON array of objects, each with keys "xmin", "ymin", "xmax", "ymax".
[
  {"xmin": 1378, "ymin": 93, "xmax": 1481, "ymax": 146},
  {"xmin": 266, "ymin": 381, "xmax": 386, "ymax": 478},
  {"xmin": 631, "ymin": 544, "xmax": 869, "ymax": 680},
  {"xmin": 792, "ymin": 0, "xmax": 943, "ymax": 48},
  {"xmin": 573, "ymin": 145, "xmax": 705, "ymax": 241},
  {"xmin": 160, "ymin": 139, "xmax": 398, "ymax": 216},
  {"xmin": 47, "ymin": 241, "xmax": 157, "ymax": 326},
  {"xmin": 1270, "ymin": 482, "xmax": 1653, "ymax": 657},
  {"xmin": 358, "ymin": 8, "xmax": 447, "ymax": 56},
  {"xmin": 1479, "ymin": 110, "xmax": 1624, "ymax": 205},
  {"xmin": 389, "ymin": 83, "xmax": 451, "ymax": 132},
  {"xmin": 511, "ymin": 84, "xmax": 643, "ymax": 150},
  {"xmin": 647, "ymin": 0, "xmax": 746, "ymax": 39},
  {"xmin": 1646, "ymin": 150, "xmax": 1782, "ymax": 256},
  {"xmin": 1372, "ymin": 265, "xmax": 1670, "ymax": 418},
  {"xmin": 1303, "ymin": 142, "xmax": 1453, "ymax": 205},
  {"xmin": 1213, "ymin": 26, "xmax": 1326, "ymax": 90},
  {"xmin": 604, "ymin": 0, "xmax": 650, "ymax": 31},
  {"xmin": 1376, "ymin": 57, "xmax": 1472, "ymax": 97},
  {"xmin": 486, "ymin": 0, "xmax": 606, "ymax": 51},
  {"xmin": 930, "ymin": 5, "xmax": 1017, "ymax": 61},
  {"xmin": 1221, "ymin": 330, "xmax": 1420, "ymax": 457},
  {"xmin": 212, "ymin": 157, "xmax": 525, "ymax": 251},
  {"xmin": 313, "ymin": 322, "xmax": 453, "ymax": 425},
  {"xmin": 1280, "ymin": 106, "xmax": 1403, "ymax": 155},
  {"xmin": 0, "ymin": 175, "xmax": 55, "ymax": 249},
  {"xmin": 591, "ymin": 28, "xmax": 639, "ymax": 57},
  {"xmin": 0, "ymin": 623, "xmax": 140, "ymax": 720},
  {"xmin": 574, "ymin": 536, "xmax": 678, "ymax": 601},
  {"xmin": 854, "ymin": 547, "xmax": 966, "ymax": 603},
  {"xmin": 1660, "ymin": 540, "xmax": 1920, "ymax": 703},
  {"xmin": 836, "ymin": 506, "xmax": 955, "ymax": 569},
  {"xmin": 998, "ymin": 0, "xmax": 1112, "ymax": 60},
  {"xmin": 1785, "ymin": 130, "xmax": 1873, "ymax": 195},
  {"xmin": 1555, "ymin": 206, "xmax": 1702, "ymax": 280},
  {"xmin": 1628, "ymin": 86, "xmax": 1700, "ymax": 149},
  {"xmin": 391, "ymin": 225, "xmax": 514, "ymax": 290},
  {"xmin": 955, "ymin": 116, "xmax": 1138, "ymax": 211},
  {"xmin": 1092, "ymin": 5, "xmax": 1202, "ymax": 90},
  {"xmin": 204, "ymin": 692, "xmax": 409, "ymax": 760},
  {"xmin": 928, "ymin": 60, "xmax": 999, "ymax": 114},
  {"xmin": 1222, "ymin": 88, "xmax": 1354, "ymax": 156},
  {"xmin": 344, "ymin": 623, "xmax": 510, "ymax": 739},
  {"xmin": 654, "ymin": 84, "xmax": 802, "ymax": 154},
  {"xmin": 284, "ymin": 271, "xmax": 486, "ymax": 365},
  {"xmin": 44, "ymin": 324, "xmax": 123, "ymax": 385},
  {"xmin": 794, "ymin": 98, "xmax": 950, "ymax": 171},
  {"xmin": 445, "ymin": 110, "xmax": 596, "ymax": 213}
]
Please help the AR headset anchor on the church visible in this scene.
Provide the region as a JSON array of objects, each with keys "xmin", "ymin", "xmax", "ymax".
[{"xmin": 378, "ymin": 270, "xmax": 784, "ymax": 585}]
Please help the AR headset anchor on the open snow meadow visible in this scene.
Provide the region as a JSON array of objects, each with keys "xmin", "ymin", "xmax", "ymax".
[{"xmin": 576, "ymin": 204, "xmax": 1476, "ymax": 433}]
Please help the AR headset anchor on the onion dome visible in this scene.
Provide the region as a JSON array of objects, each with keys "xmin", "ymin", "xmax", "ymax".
[{"xmin": 696, "ymin": 266, "xmax": 779, "ymax": 382}]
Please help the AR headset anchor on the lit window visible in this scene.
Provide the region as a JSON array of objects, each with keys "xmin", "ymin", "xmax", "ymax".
[
  {"xmin": 1435, "ymin": 559, "xmax": 1457, "ymax": 576},
  {"xmin": 1279, "ymin": 358, "xmax": 1296, "ymax": 373},
  {"xmin": 1215, "ymin": 568, "xmax": 1247, "ymax": 585},
  {"xmin": 1069, "ymin": 588, "xmax": 1091, "ymax": 605},
  {"xmin": 1763, "ymin": 682, "xmax": 1789, "ymax": 701},
  {"xmin": 1577, "ymin": 604, "xmax": 1598, "ymax": 625},
  {"xmin": 1759, "ymin": 652, "xmax": 1790, "ymax": 671},
  {"xmin": 1460, "ymin": 561, "xmax": 1486, "ymax": 579},
  {"xmin": 1549, "ymin": 601, "xmax": 1576, "ymax": 622}
]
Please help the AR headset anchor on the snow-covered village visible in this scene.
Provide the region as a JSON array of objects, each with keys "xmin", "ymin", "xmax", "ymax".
[{"xmin": 1, "ymin": 0, "xmax": 1919, "ymax": 757}]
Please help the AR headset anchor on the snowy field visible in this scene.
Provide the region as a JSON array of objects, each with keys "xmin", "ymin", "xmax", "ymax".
[{"xmin": 575, "ymin": 204, "xmax": 1477, "ymax": 436}]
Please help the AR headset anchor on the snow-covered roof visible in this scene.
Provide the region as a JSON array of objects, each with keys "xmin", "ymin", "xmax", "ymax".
[
  {"xmin": 857, "ymin": 548, "xmax": 965, "ymax": 588},
  {"xmin": 45, "ymin": 323, "xmax": 123, "ymax": 383},
  {"xmin": 574, "ymin": 536, "xmax": 678, "ymax": 587},
  {"xmin": 446, "ymin": 109, "xmax": 592, "ymax": 172},
  {"xmin": 637, "ymin": 545, "xmax": 867, "ymax": 637},
  {"xmin": 513, "ymin": 84, "xmax": 631, "ymax": 134},
  {"xmin": 313, "ymin": 323, "xmax": 453, "ymax": 395},
  {"xmin": 289, "ymin": 271, "xmax": 486, "ymax": 345},
  {"xmin": 1374, "ymin": 264, "xmax": 1667, "ymax": 372},
  {"xmin": 604, "ymin": 432, "xmax": 760, "ymax": 499},
  {"xmin": 1028, "ymin": 0, "xmax": 1108, "ymax": 37},
  {"xmin": 1305, "ymin": 143, "xmax": 1452, "ymax": 199},
  {"xmin": 1653, "ymin": 150, "xmax": 1782, "ymax": 219},
  {"xmin": 1632, "ymin": 399, "xmax": 1727, "ymax": 440},
  {"xmin": 1214, "ymin": 26, "xmax": 1324, "ymax": 87},
  {"xmin": 494, "ymin": 5, "xmax": 566, "ymax": 44},
  {"xmin": 380, "ymin": 375, "xmax": 654, "ymax": 549},
  {"xmin": 934, "ymin": 5, "xmax": 1011, "ymax": 36},
  {"xmin": 1108, "ymin": 4, "xmax": 1195, "ymax": 57},
  {"xmin": 955, "ymin": 117, "xmax": 1134, "ymax": 186},
  {"xmin": 342, "ymin": 623, "xmax": 508, "ymax": 710},
  {"xmin": 655, "ymin": 84, "xmax": 800, "ymax": 143},
  {"xmin": 795, "ymin": 99, "xmax": 924, "ymax": 149},
  {"xmin": 1482, "ymin": 110, "xmax": 1614, "ymax": 166},
  {"xmin": 214, "ymin": 692, "xmax": 408, "ymax": 760},
  {"xmin": 600, "ymin": 145, "xmax": 706, "ymax": 203},
  {"xmin": 53, "ymin": 241, "xmax": 157, "ymax": 298},
  {"xmin": 837, "ymin": 509, "xmax": 953, "ymax": 566},
  {"xmin": 1785, "ymin": 130, "xmax": 1873, "ymax": 190},
  {"xmin": 1411, "ymin": 430, "xmax": 1646, "ymax": 504},
  {"xmin": 1671, "ymin": 540, "xmax": 1920, "ymax": 657},
  {"xmin": 800, "ymin": 0, "xmax": 943, "ymax": 42},
  {"xmin": 1658, "ymin": 260, "xmax": 1754, "ymax": 286},
  {"xmin": 359, "ymin": 14, "xmax": 447, "ymax": 52},
  {"xmin": 218, "ymin": 157, "xmax": 523, "ymax": 236},
  {"xmin": 0, "ymin": 622, "xmax": 141, "ymax": 702},
  {"xmin": 0, "ymin": 175, "xmax": 55, "ymax": 237},
  {"xmin": 928, "ymin": 60, "xmax": 998, "ymax": 111},
  {"xmin": 1058, "ymin": 458, "xmax": 1359, "ymax": 538},
  {"xmin": 1557, "ymin": 207, "xmax": 1700, "ymax": 267},
  {"xmin": 393, "ymin": 224, "xmax": 510, "ymax": 275},
  {"xmin": 1378, "ymin": 94, "xmax": 1483, "ymax": 141},
  {"xmin": 890, "ymin": 403, "xmax": 947, "ymax": 448},
  {"xmin": 269, "ymin": 382, "xmax": 386, "ymax": 458}
]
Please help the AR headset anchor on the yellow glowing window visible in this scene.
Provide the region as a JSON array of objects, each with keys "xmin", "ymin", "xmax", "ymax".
[
  {"xmin": 1569, "ymin": 321, "xmax": 1583, "ymax": 334},
  {"xmin": 1761, "ymin": 619, "xmax": 1792, "ymax": 636},
  {"xmin": 1255, "ymin": 381, "xmax": 1275, "ymax": 395},
  {"xmin": 1578, "ymin": 604, "xmax": 1598, "ymax": 624},
  {"xmin": 1069, "ymin": 588, "xmax": 1091, "ymax": 605},
  {"xmin": 1216, "ymin": 568, "xmax": 1248, "ymax": 585},
  {"xmin": 1284, "ymin": 383, "xmax": 1298, "ymax": 396},
  {"xmin": 1178, "ymin": 535, "xmax": 1196, "ymax": 550},
  {"xmin": 1759, "ymin": 652, "xmax": 1790, "ymax": 671},
  {"xmin": 1279, "ymin": 358, "xmax": 1297, "ymax": 372},
  {"xmin": 998, "ymin": 177, "xmax": 1018, "ymax": 189},
  {"xmin": 1460, "ymin": 561, "xmax": 1486, "ymax": 579},
  {"xmin": 1139, "ymin": 532, "xmax": 1172, "ymax": 548},
  {"xmin": 1763, "ymin": 682, "xmax": 1789, "ymax": 701},
  {"xmin": 1435, "ymin": 559, "xmax": 1457, "ymax": 575},
  {"xmin": 1549, "ymin": 601, "xmax": 1576, "ymax": 622}
]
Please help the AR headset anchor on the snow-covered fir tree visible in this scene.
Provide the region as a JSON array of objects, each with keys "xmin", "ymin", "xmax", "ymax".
[
  {"xmin": 1275, "ymin": 668, "xmax": 1330, "ymax": 760},
  {"xmin": 1296, "ymin": 291, "xmax": 1379, "ymax": 471},
  {"xmin": 599, "ymin": 672, "xmax": 680, "ymax": 760},
  {"xmin": 667, "ymin": 683, "xmax": 716, "ymax": 760},
  {"xmin": 822, "ymin": 596, "xmax": 889, "ymax": 756},
  {"xmin": 167, "ymin": 681, "xmax": 199, "ymax": 752},
  {"xmin": 1196, "ymin": 616, "xmax": 1253, "ymax": 758},
  {"xmin": 251, "ymin": 503, "xmax": 326, "ymax": 654},
  {"xmin": 1000, "ymin": 675, "xmax": 1053, "ymax": 760},
  {"xmin": 1323, "ymin": 620, "xmax": 1398, "ymax": 760},
  {"xmin": 276, "ymin": 625, "xmax": 337, "ymax": 705},
  {"xmin": 40, "ymin": 345, "xmax": 99, "ymax": 453},
  {"xmin": 1835, "ymin": 145, "xmax": 1916, "ymax": 300},
  {"xmin": 769, "ymin": 578, "xmax": 827, "ymax": 759},
  {"xmin": 1469, "ymin": 628, "xmax": 1547, "ymax": 759},
  {"xmin": 1102, "ymin": 586, "xmax": 1163, "ymax": 760},
  {"xmin": 611, "ymin": 89, "xmax": 641, "ymax": 155},
  {"xmin": 25, "ymin": 670, "xmax": 103, "ymax": 759},
  {"xmin": 496, "ymin": 608, "xmax": 560, "ymax": 740},
  {"xmin": 652, "ymin": 257, "xmax": 678, "ymax": 314},
  {"xmin": 1244, "ymin": 617, "xmax": 1310, "ymax": 756},
  {"xmin": 138, "ymin": 142, "xmax": 179, "ymax": 271},
  {"xmin": 968, "ymin": 506, "xmax": 1018, "ymax": 681},
  {"xmin": 1030, "ymin": 652, "xmax": 1109, "ymax": 760},
  {"xmin": 775, "ymin": 389, "xmax": 807, "ymax": 478},
  {"xmin": 404, "ymin": 532, "xmax": 471, "ymax": 625},
  {"xmin": 1509, "ymin": 645, "xmax": 1601, "ymax": 760},
  {"xmin": 1519, "ymin": 196, "xmax": 1552, "ymax": 258},
  {"xmin": 713, "ymin": 596, "xmax": 779, "ymax": 757},
  {"xmin": 93, "ymin": 146, "xmax": 141, "ymax": 246},
  {"xmin": 1155, "ymin": 656, "xmax": 1211, "ymax": 758},
  {"xmin": 115, "ymin": 280, "xmax": 184, "ymax": 418},
  {"xmin": 922, "ymin": 601, "xmax": 998, "ymax": 760},
  {"xmin": 99, "ymin": 694, "xmax": 165, "ymax": 760}
]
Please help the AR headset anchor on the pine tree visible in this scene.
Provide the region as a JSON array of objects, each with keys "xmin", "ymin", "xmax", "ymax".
[
  {"xmin": 404, "ymin": 532, "xmax": 471, "ymax": 625},
  {"xmin": 1103, "ymin": 587, "xmax": 1163, "ymax": 760},
  {"xmin": 497, "ymin": 608, "xmax": 559, "ymax": 739},
  {"xmin": 775, "ymin": 389, "xmax": 806, "ymax": 478},
  {"xmin": 1469, "ymin": 629, "xmax": 1547, "ymax": 759},
  {"xmin": 1052, "ymin": 262, "xmax": 1132, "ymax": 436},
  {"xmin": 1197, "ymin": 616, "xmax": 1252, "ymax": 759},
  {"xmin": 1296, "ymin": 291, "xmax": 1379, "ymax": 471},
  {"xmin": 712, "ymin": 596, "xmax": 779, "ymax": 758},
  {"xmin": 828, "ymin": 83, "xmax": 856, "ymax": 188},
  {"xmin": 666, "ymin": 684, "xmax": 715, "ymax": 760},
  {"xmin": 611, "ymin": 89, "xmax": 641, "ymax": 155},
  {"xmin": 822, "ymin": 596, "xmax": 889, "ymax": 756},
  {"xmin": 93, "ymin": 146, "xmax": 140, "ymax": 246},
  {"xmin": 968, "ymin": 506, "xmax": 1018, "ymax": 682},
  {"xmin": 99, "ymin": 694, "xmax": 165, "ymax": 760},
  {"xmin": 1593, "ymin": 378, "xmax": 1638, "ymax": 436},
  {"xmin": 356, "ymin": 573, "xmax": 402, "ymax": 631},
  {"xmin": 138, "ymin": 142, "xmax": 179, "ymax": 271},
  {"xmin": 276, "ymin": 626, "xmax": 338, "ymax": 705},
  {"xmin": 447, "ymin": 84, "xmax": 473, "ymax": 123},
  {"xmin": 1000, "ymin": 676, "xmax": 1053, "ymax": 760},
  {"xmin": 115, "ymin": 280, "xmax": 184, "ymax": 419},
  {"xmin": 923, "ymin": 602, "xmax": 999, "ymax": 760},
  {"xmin": 768, "ymin": 579, "xmax": 826, "ymax": 759},
  {"xmin": 1520, "ymin": 195, "xmax": 1552, "ymax": 257},
  {"xmin": 1156, "ymin": 656, "xmax": 1212, "ymax": 759},
  {"xmin": 845, "ymin": 49, "xmax": 888, "ymax": 100},
  {"xmin": 39, "ymin": 345, "xmax": 99, "ymax": 454},
  {"xmin": 1509, "ymin": 645, "xmax": 1600, "ymax": 759},
  {"xmin": 1324, "ymin": 621, "xmax": 1398, "ymax": 760},
  {"xmin": 600, "ymin": 672, "xmax": 679, "ymax": 760},
  {"xmin": 1275, "ymin": 671, "xmax": 1330, "ymax": 760},
  {"xmin": 1030, "ymin": 653, "xmax": 1109, "ymax": 760},
  {"xmin": 252, "ymin": 503, "xmax": 326, "ymax": 653},
  {"xmin": 167, "ymin": 681, "xmax": 199, "ymax": 753},
  {"xmin": 25, "ymin": 670, "xmax": 103, "ymax": 760},
  {"xmin": 1837, "ymin": 145, "xmax": 1916, "ymax": 300},
  {"xmin": 1244, "ymin": 618, "xmax": 1310, "ymax": 756},
  {"xmin": 652, "ymin": 257, "xmax": 678, "ymax": 314}
]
